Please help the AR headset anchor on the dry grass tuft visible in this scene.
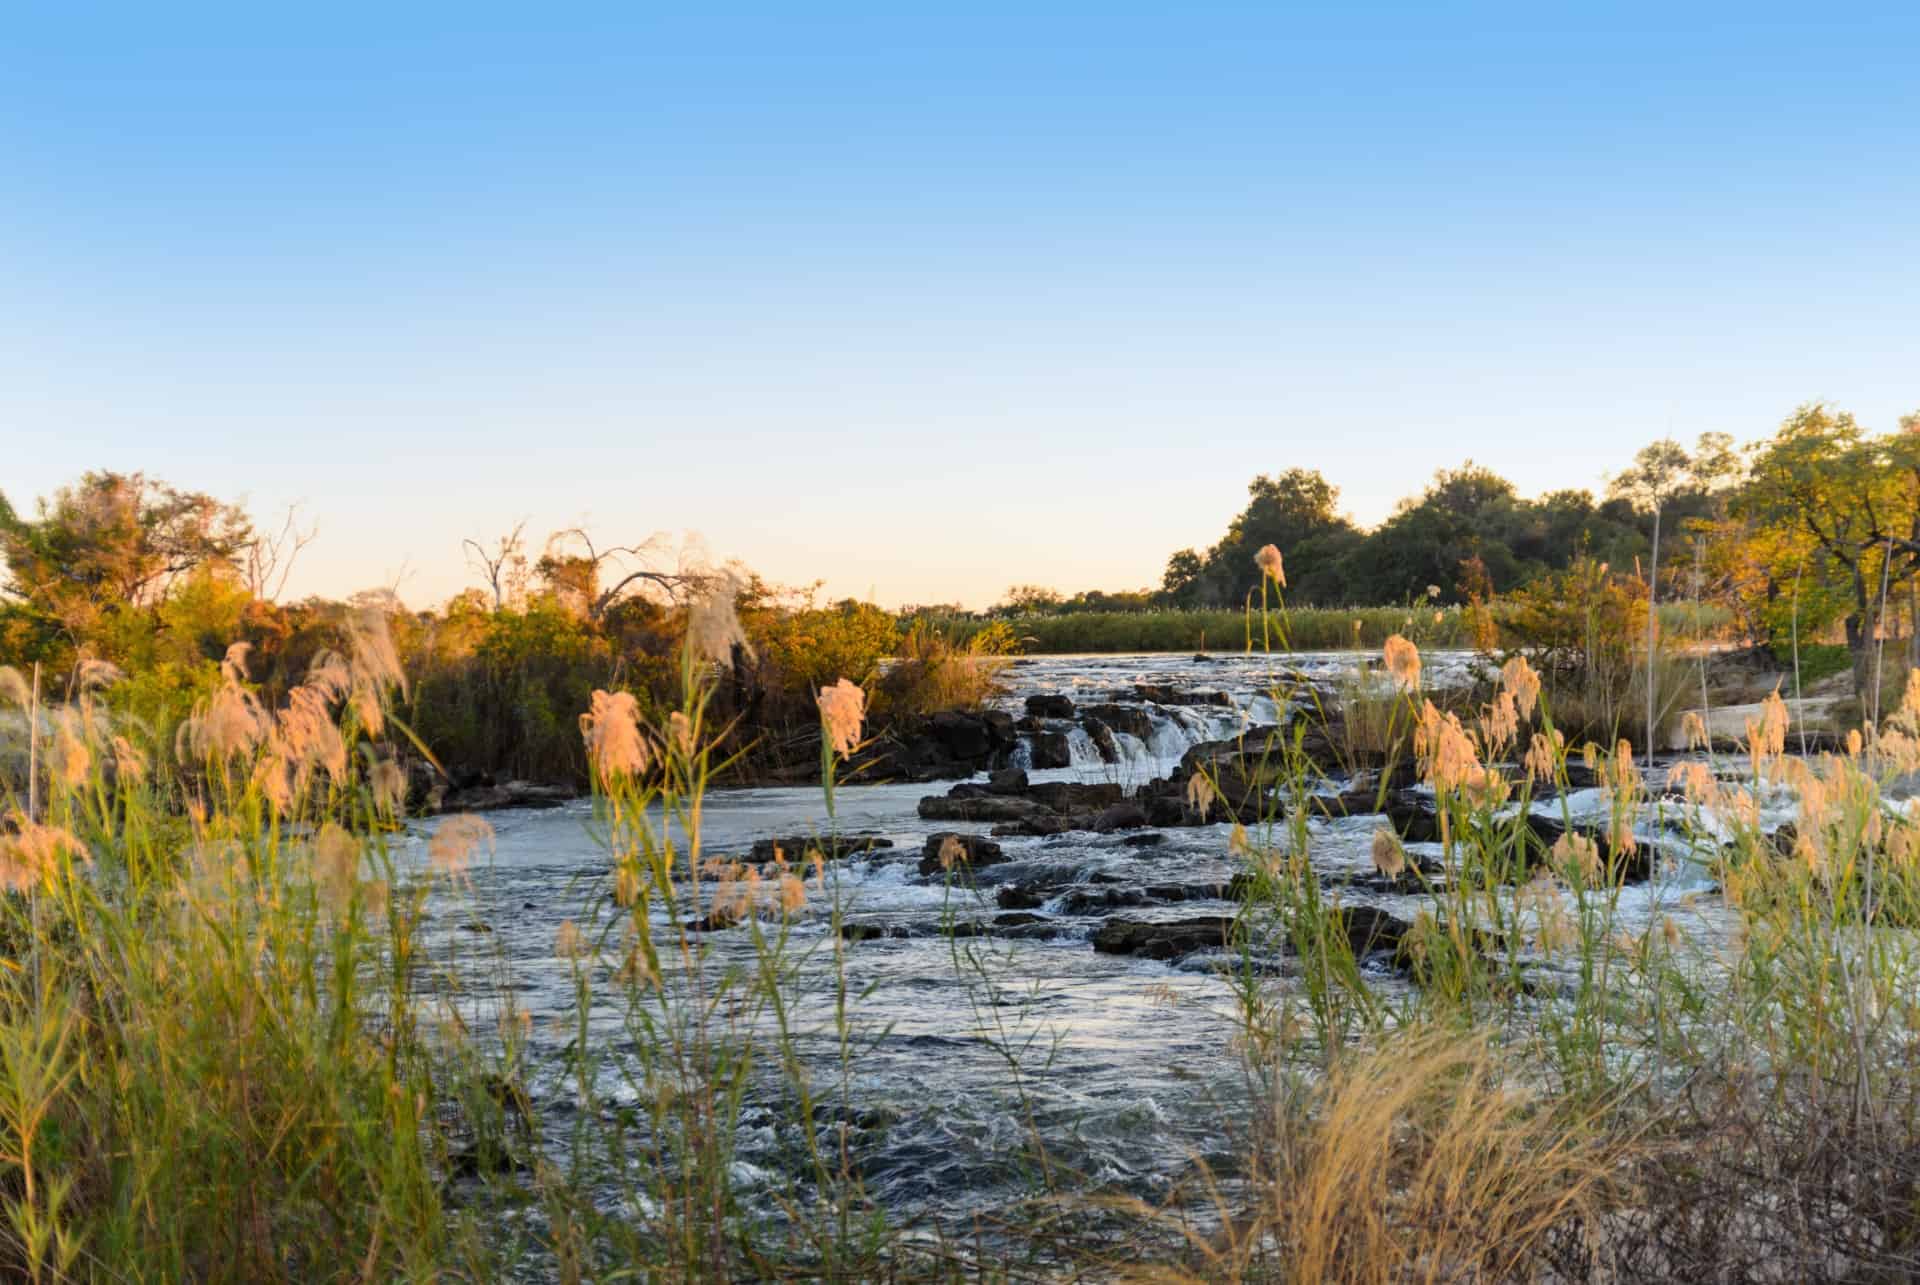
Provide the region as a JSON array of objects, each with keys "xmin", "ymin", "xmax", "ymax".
[{"xmin": 1127, "ymin": 1030, "xmax": 1638, "ymax": 1284}]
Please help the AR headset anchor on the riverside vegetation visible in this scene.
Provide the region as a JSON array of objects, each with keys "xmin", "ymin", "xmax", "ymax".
[
  {"xmin": 6, "ymin": 544, "xmax": 1920, "ymax": 1280},
  {"xmin": 5, "ymin": 401, "xmax": 1920, "ymax": 798},
  {"xmin": 4, "ymin": 397, "xmax": 1920, "ymax": 1279}
]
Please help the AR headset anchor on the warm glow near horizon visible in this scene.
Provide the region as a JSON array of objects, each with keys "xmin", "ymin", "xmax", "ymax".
[{"xmin": 7, "ymin": 5, "xmax": 1916, "ymax": 612}]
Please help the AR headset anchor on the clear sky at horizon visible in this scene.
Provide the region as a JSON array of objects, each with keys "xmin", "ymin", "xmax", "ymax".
[{"xmin": 6, "ymin": 2, "xmax": 1917, "ymax": 610}]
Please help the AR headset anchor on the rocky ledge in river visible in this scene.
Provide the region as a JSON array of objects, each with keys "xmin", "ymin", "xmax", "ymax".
[
  {"xmin": 916, "ymin": 775, "xmax": 1163, "ymax": 836},
  {"xmin": 849, "ymin": 709, "xmax": 1020, "ymax": 783},
  {"xmin": 1092, "ymin": 904, "xmax": 1415, "ymax": 968},
  {"xmin": 742, "ymin": 834, "xmax": 896, "ymax": 864},
  {"xmin": 428, "ymin": 778, "xmax": 578, "ymax": 814}
]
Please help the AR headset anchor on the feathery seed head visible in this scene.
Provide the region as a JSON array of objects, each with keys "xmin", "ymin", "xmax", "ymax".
[
  {"xmin": 580, "ymin": 689, "xmax": 649, "ymax": 784},
  {"xmin": 816, "ymin": 678, "xmax": 866, "ymax": 758},
  {"xmin": 429, "ymin": 814, "xmax": 494, "ymax": 877},
  {"xmin": 1370, "ymin": 826, "xmax": 1406, "ymax": 878},
  {"xmin": 1253, "ymin": 544, "xmax": 1286, "ymax": 586},
  {"xmin": 1382, "ymin": 634, "xmax": 1421, "ymax": 693}
]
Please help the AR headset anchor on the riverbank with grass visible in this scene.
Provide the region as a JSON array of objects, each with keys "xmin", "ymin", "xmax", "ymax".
[{"xmin": 5, "ymin": 571, "xmax": 1920, "ymax": 1279}]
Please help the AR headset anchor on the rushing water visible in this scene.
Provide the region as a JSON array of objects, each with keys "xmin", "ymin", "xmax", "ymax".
[{"xmin": 401, "ymin": 650, "xmax": 1768, "ymax": 1245}]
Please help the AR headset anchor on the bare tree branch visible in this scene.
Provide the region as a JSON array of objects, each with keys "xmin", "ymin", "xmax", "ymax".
[
  {"xmin": 463, "ymin": 519, "xmax": 529, "ymax": 610},
  {"xmin": 244, "ymin": 502, "xmax": 319, "ymax": 602}
]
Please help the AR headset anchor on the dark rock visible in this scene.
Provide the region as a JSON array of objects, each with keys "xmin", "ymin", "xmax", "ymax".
[
  {"xmin": 930, "ymin": 710, "xmax": 994, "ymax": 760},
  {"xmin": 1346, "ymin": 851, "xmax": 1446, "ymax": 894},
  {"xmin": 1139, "ymin": 766, "xmax": 1272, "ymax": 825},
  {"xmin": 852, "ymin": 732, "xmax": 978, "ymax": 783},
  {"xmin": 1060, "ymin": 886, "xmax": 1152, "ymax": 913},
  {"xmin": 919, "ymin": 832, "xmax": 1008, "ymax": 875},
  {"xmin": 747, "ymin": 834, "xmax": 895, "ymax": 864},
  {"xmin": 1143, "ymin": 793, "xmax": 1190, "ymax": 827},
  {"xmin": 1027, "ymin": 729, "xmax": 1074, "ymax": 769},
  {"xmin": 1130, "ymin": 684, "xmax": 1233, "ymax": 707},
  {"xmin": 1117, "ymin": 832, "xmax": 1166, "ymax": 848},
  {"xmin": 433, "ymin": 780, "xmax": 577, "ymax": 814},
  {"xmin": 1178, "ymin": 728, "xmax": 1292, "ymax": 784},
  {"xmin": 1028, "ymin": 781, "xmax": 1124, "ymax": 811},
  {"xmin": 992, "ymin": 912, "xmax": 1051, "ymax": 928},
  {"xmin": 1025, "ymin": 694, "xmax": 1076, "ymax": 719},
  {"xmin": 918, "ymin": 795, "xmax": 1049, "ymax": 824},
  {"xmin": 991, "ymin": 815, "xmax": 1074, "ymax": 837},
  {"xmin": 1328, "ymin": 905, "xmax": 1413, "ymax": 962},
  {"xmin": 1191, "ymin": 653, "xmax": 1218, "ymax": 664},
  {"xmin": 1383, "ymin": 792, "xmax": 1444, "ymax": 843},
  {"xmin": 986, "ymin": 767, "xmax": 1030, "ymax": 795},
  {"xmin": 1084, "ymin": 703, "xmax": 1155, "ymax": 741},
  {"xmin": 1092, "ymin": 914, "xmax": 1241, "ymax": 960},
  {"xmin": 1084, "ymin": 719, "xmax": 1120, "ymax": 763},
  {"xmin": 1090, "ymin": 802, "xmax": 1150, "ymax": 833},
  {"xmin": 996, "ymin": 884, "xmax": 1055, "ymax": 910},
  {"xmin": 841, "ymin": 922, "xmax": 910, "ymax": 943}
]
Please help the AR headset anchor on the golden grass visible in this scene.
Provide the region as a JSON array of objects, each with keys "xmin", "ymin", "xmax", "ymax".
[
  {"xmin": 9, "ymin": 597, "xmax": 1920, "ymax": 1280},
  {"xmin": 1120, "ymin": 1030, "xmax": 1636, "ymax": 1284}
]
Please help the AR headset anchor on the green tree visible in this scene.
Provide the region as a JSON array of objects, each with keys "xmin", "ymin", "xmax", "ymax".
[
  {"xmin": 1158, "ymin": 549, "xmax": 1205, "ymax": 606},
  {"xmin": 1737, "ymin": 404, "xmax": 1920, "ymax": 705},
  {"xmin": 0, "ymin": 471, "xmax": 253, "ymax": 660},
  {"xmin": 1340, "ymin": 462, "xmax": 1529, "ymax": 602},
  {"xmin": 1188, "ymin": 468, "xmax": 1360, "ymax": 605}
]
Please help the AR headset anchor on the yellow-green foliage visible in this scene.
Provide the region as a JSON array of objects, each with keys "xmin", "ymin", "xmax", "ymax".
[
  {"xmin": 749, "ymin": 598, "xmax": 899, "ymax": 693},
  {"xmin": 875, "ymin": 620, "xmax": 1016, "ymax": 717}
]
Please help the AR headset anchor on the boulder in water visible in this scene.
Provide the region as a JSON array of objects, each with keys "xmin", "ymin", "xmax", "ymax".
[
  {"xmin": 918, "ymin": 832, "xmax": 1008, "ymax": 875},
  {"xmin": 1083, "ymin": 703, "xmax": 1155, "ymax": 740},
  {"xmin": 1028, "ymin": 730, "xmax": 1074, "ymax": 769},
  {"xmin": 1092, "ymin": 914, "xmax": 1241, "ymax": 960},
  {"xmin": 1090, "ymin": 802, "xmax": 1150, "ymax": 833},
  {"xmin": 986, "ymin": 767, "xmax": 1030, "ymax": 795},
  {"xmin": 1083, "ymin": 719, "xmax": 1121, "ymax": 763},
  {"xmin": 747, "ymin": 834, "xmax": 895, "ymax": 863},
  {"xmin": 1024, "ymin": 693, "xmax": 1076, "ymax": 719}
]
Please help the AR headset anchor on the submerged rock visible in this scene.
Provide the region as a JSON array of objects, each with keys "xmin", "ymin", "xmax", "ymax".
[{"xmin": 840, "ymin": 922, "xmax": 911, "ymax": 943}]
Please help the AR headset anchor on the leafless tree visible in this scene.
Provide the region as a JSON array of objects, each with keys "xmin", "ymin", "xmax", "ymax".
[
  {"xmin": 243, "ymin": 502, "xmax": 319, "ymax": 602},
  {"xmin": 538, "ymin": 527, "xmax": 696, "ymax": 622},
  {"xmin": 463, "ymin": 520, "xmax": 530, "ymax": 610}
]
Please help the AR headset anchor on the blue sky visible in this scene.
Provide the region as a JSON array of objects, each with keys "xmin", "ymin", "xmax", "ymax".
[{"xmin": 5, "ymin": 3, "xmax": 1917, "ymax": 609}]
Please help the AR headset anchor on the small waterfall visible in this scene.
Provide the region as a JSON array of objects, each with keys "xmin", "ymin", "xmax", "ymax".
[
  {"xmin": 1066, "ymin": 726, "xmax": 1104, "ymax": 769},
  {"xmin": 1111, "ymin": 731, "xmax": 1158, "ymax": 780},
  {"xmin": 1241, "ymin": 693, "xmax": 1283, "ymax": 726},
  {"xmin": 1146, "ymin": 711, "xmax": 1195, "ymax": 764}
]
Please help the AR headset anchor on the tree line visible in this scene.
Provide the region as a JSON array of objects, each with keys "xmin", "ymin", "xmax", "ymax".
[{"xmin": 995, "ymin": 404, "xmax": 1917, "ymax": 698}]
